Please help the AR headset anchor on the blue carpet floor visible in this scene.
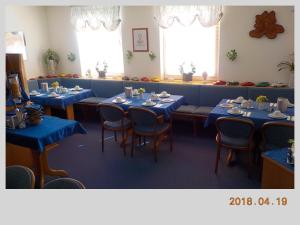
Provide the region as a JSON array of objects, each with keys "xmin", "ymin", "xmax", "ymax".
[{"xmin": 47, "ymin": 121, "xmax": 261, "ymax": 189}]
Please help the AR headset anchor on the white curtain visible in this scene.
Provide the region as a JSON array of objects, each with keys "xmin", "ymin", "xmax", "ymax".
[
  {"xmin": 70, "ymin": 6, "xmax": 121, "ymax": 31},
  {"xmin": 154, "ymin": 5, "xmax": 223, "ymax": 28}
]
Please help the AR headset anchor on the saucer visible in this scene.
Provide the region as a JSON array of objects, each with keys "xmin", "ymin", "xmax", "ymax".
[
  {"xmin": 232, "ymin": 99, "xmax": 244, "ymax": 104},
  {"xmin": 158, "ymin": 93, "xmax": 171, "ymax": 98},
  {"xmin": 219, "ymin": 103, "xmax": 234, "ymax": 108},
  {"xmin": 142, "ymin": 101, "xmax": 156, "ymax": 106},
  {"xmin": 48, "ymin": 94, "xmax": 59, "ymax": 97},
  {"xmin": 30, "ymin": 91, "xmax": 40, "ymax": 96},
  {"xmin": 112, "ymin": 98, "xmax": 126, "ymax": 103},
  {"xmin": 71, "ymin": 87, "xmax": 83, "ymax": 91},
  {"xmin": 268, "ymin": 113, "xmax": 287, "ymax": 119},
  {"xmin": 227, "ymin": 109, "xmax": 243, "ymax": 115}
]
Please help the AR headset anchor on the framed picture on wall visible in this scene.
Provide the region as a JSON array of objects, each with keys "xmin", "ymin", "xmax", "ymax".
[{"xmin": 132, "ymin": 28, "xmax": 149, "ymax": 52}]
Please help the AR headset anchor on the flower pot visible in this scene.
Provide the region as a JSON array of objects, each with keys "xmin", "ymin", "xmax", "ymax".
[
  {"xmin": 202, "ymin": 71, "xmax": 208, "ymax": 80},
  {"xmin": 98, "ymin": 71, "xmax": 106, "ymax": 78},
  {"xmin": 47, "ymin": 59, "xmax": 57, "ymax": 75},
  {"xmin": 257, "ymin": 102, "xmax": 267, "ymax": 110},
  {"xmin": 182, "ymin": 72, "xmax": 193, "ymax": 82}
]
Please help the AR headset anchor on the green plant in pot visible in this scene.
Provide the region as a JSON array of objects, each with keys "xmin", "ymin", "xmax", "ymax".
[
  {"xmin": 96, "ymin": 61, "xmax": 108, "ymax": 78},
  {"xmin": 179, "ymin": 62, "xmax": 196, "ymax": 82},
  {"xmin": 277, "ymin": 53, "xmax": 294, "ymax": 88},
  {"xmin": 43, "ymin": 49, "xmax": 60, "ymax": 75}
]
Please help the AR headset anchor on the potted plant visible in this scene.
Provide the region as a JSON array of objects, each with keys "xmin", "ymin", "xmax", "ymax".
[
  {"xmin": 277, "ymin": 53, "xmax": 294, "ymax": 88},
  {"xmin": 137, "ymin": 88, "xmax": 145, "ymax": 99},
  {"xmin": 256, "ymin": 95, "xmax": 268, "ymax": 110},
  {"xmin": 179, "ymin": 62, "xmax": 196, "ymax": 82},
  {"xmin": 43, "ymin": 49, "xmax": 60, "ymax": 75},
  {"xmin": 96, "ymin": 61, "xmax": 108, "ymax": 78}
]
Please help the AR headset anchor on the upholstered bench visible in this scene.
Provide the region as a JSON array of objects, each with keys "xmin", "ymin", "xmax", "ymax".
[{"xmin": 171, "ymin": 105, "xmax": 214, "ymax": 136}]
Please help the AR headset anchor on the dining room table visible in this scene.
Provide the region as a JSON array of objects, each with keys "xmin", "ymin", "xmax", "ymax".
[
  {"xmin": 6, "ymin": 115, "xmax": 87, "ymax": 188},
  {"xmin": 29, "ymin": 88, "xmax": 93, "ymax": 120},
  {"xmin": 102, "ymin": 92, "xmax": 185, "ymax": 120},
  {"xmin": 204, "ymin": 99, "xmax": 294, "ymax": 129}
]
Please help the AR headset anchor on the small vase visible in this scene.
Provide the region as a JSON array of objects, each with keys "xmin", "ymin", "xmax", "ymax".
[
  {"xmin": 257, "ymin": 102, "xmax": 266, "ymax": 110},
  {"xmin": 202, "ymin": 71, "xmax": 208, "ymax": 80},
  {"xmin": 47, "ymin": 59, "xmax": 57, "ymax": 75}
]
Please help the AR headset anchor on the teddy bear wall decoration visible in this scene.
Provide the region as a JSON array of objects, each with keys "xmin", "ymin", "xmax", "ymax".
[{"xmin": 249, "ymin": 11, "xmax": 284, "ymax": 39}]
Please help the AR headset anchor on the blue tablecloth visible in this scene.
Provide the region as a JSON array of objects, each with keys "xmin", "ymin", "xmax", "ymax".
[
  {"xmin": 30, "ymin": 89, "xmax": 93, "ymax": 109},
  {"xmin": 263, "ymin": 148, "xmax": 294, "ymax": 172},
  {"xmin": 103, "ymin": 93, "xmax": 185, "ymax": 119},
  {"xmin": 205, "ymin": 99, "xmax": 294, "ymax": 128},
  {"xmin": 6, "ymin": 116, "xmax": 87, "ymax": 152}
]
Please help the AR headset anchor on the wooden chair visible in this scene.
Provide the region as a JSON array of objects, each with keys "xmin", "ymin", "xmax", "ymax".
[
  {"xmin": 44, "ymin": 178, "xmax": 85, "ymax": 189},
  {"xmin": 260, "ymin": 121, "xmax": 294, "ymax": 152},
  {"xmin": 214, "ymin": 117, "xmax": 255, "ymax": 177},
  {"xmin": 128, "ymin": 107, "xmax": 173, "ymax": 162},
  {"xmin": 98, "ymin": 103, "xmax": 131, "ymax": 156}
]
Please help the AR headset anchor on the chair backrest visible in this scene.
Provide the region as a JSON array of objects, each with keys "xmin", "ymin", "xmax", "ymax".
[
  {"xmin": 261, "ymin": 122, "xmax": 294, "ymax": 151},
  {"xmin": 128, "ymin": 107, "xmax": 158, "ymax": 128},
  {"xmin": 216, "ymin": 117, "xmax": 255, "ymax": 141},
  {"xmin": 6, "ymin": 165, "xmax": 35, "ymax": 189},
  {"xmin": 98, "ymin": 103, "xmax": 125, "ymax": 122}
]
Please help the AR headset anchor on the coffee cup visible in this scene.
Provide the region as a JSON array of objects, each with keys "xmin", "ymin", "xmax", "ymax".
[
  {"xmin": 31, "ymin": 90, "xmax": 38, "ymax": 95},
  {"xmin": 116, "ymin": 96, "xmax": 123, "ymax": 102},
  {"xmin": 133, "ymin": 89, "xmax": 138, "ymax": 95},
  {"xmin": 273, "ymin": 110, "xmax": 282, "ymax": 116},
  {"xmin": 161, "ymin": 91, "xmax": 168, "ymax": 96},
  {"xmin": 151, "ymin": 94, "xmax": 158, "ymax": 101},
  {"xmin": 236, "ymin": 96, "xmax": 244, "ymax": 102},
  {"xmin": 241, "ymin": 100, "xmax": 248, "ymax": 108},
  {"xmin": 74, "ymin": 85, "xmax": 80, "ymax": 90}
]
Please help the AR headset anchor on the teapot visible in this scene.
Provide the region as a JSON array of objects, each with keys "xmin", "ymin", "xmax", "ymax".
[
  {"xmin": 277, "ymin": 97, "xmax": 288, "ymax": 112},
  {"xmin": 124, "ymin": 87, "xmax": 133, "ymax": 98}
]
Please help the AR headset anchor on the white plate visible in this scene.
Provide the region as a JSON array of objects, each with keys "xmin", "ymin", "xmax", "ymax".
[
  {"xmin": 288, "ymin": 103, "xmax": 294, "ymax": 108},
  {"xmin": 227, "ymin": 109, "xmax": 243, "ymax": 115},
  {"xmin": 232, "ymin": 99, "xmax": 243, "ymax": 104},
  {"xmin": 142, "ymin": 102, "xmax": 156, "ymax": 107},
  {"xmin": 112, "ymin": 99, "xmax": 126, "ymax": 103},
  {"xmin": 48, "ymin": 94, "xmax": 60, "ymax": 98},
  {"xmin": 160, "ymin": 98, "xmax": 174, "ymax": 103},
  {"xmin": 30, "ymin": 92, "xmax": 40, "ymax": 96},
  {"xmin": 69, "ymin": 91, "xmax": 80, "ymax": 95},
  {"xmin": 268, "ymin": 113, "xmax": 288, "ymax": 119},
  {"xmin": 158, "ymin": 93, "xmax": 171, "ymax": 98},
  {"xmin": 219, "ymin": 103, "xmax": 234, "ymax": 108},
  {"xmin": 71, "ymin": 88, "xmax": 83, "ymax": 91}
]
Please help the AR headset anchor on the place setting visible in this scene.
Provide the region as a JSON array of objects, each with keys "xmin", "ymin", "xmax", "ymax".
[{"xmin": 112, "ymin": 96, "xmax": 126, "ymax": 104}]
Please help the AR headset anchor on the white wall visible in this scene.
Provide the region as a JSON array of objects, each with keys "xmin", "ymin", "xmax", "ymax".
[
  {"xmin": 121, "ymin": 6, "xmax": 161, "ymax": 77},
  {"xmin": 5, "ymin": 6, "xmax": 50, "ymax": 79},
  {"xmin": 219, "ymin": 6, "xmax": 294, "ymax": 83},
  {"xmin": 46, "ymin": 6, "xmax": 81, "ymax": 74},
  {"xmin": 6, "ymin": 6, "xmax": 294, "ymax": 83}
]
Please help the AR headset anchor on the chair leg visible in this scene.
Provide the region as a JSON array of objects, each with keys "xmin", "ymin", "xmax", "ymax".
[
  {"xmin": 114, "ymin": 131, "xmax": 117, "ymax": 142},
  {"xmin": 139, "ymin": 136, "xmax": 142, "ymax": 146},
  {"xmin": 153, "ymin": 137, "xmax": 158, "ymax": 162},
  {"xmin": 214, "ymin": 144, "xmax": 221, "ymax": 174},
  {"xmin": 101, "ymin": 127, "xmax": 104, "ymax": 152},
  {"xmin": 131, "ymin": 133, "xmax": 135, "ymax": 157},
  {"xmin": 193, "ymin": 120, "xmax": 197, "ymax": 137},
  {"xmin": 122, "ymin": 129, "xmax": 126, "ymax": 156},
  {"xmin": 169, "ymin": 128, "xmax": 173, "ymax": 152},
  {"xmin": 247, "ymin": 150, "xmax": 252, "ymax": 178},
  {"xmin": 143, "ymin": 136, "xmax": 146, "ymax": 145}
]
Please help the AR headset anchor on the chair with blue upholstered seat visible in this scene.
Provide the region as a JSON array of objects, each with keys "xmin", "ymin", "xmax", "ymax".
[
  {"xmin": 260, "ymin": 122, "xmax": 294, "ymax": 151},
  {"xmin": 128, "ymin": 107, "xmax": 172, "ymax": 162},
  {"xmin": 6, "ymin": 165, "xmax": 35, "ymax": 189},
  {"xmin": 98, "ymin": 103, "xmax": 131, "ymax": 155},
  {"xmin": 44, "ymin": 178, "xmax": 85, "ymax": 189},
  {"xmin": 214, "ymin": 117, "xmax": 255, "ymax": 177}
]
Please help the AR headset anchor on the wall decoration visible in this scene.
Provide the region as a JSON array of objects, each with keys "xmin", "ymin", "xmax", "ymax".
[
  {"xmin": 148, "ymin": 51, "xmax": 156, "ymax": 61},
  {"xmin": 43, "ymin": 49, "xmax": 60, "ymax": 75},
  {"xmin": 249, "ymin": 11, "xmax": 284, "ymax": 39},
  {"xmin": 132, "ymin": 28, "xmax": 149, "ymax": 52},
  {"xmin": 226, "ymin": 49, "xmax": 237, "ymax": 61},
  {"xmin": 67, "ymin": 52, "xmax": 76, "ymax": 62},
  {"xmin": 125, "ymin": 50, "xmax": 133, "ymax": 63}
]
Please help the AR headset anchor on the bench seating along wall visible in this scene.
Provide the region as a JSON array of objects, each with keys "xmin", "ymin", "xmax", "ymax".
[
  {"xmin": 27, "ymin": 78, "xmax": 294, "ymax": 105},
  {"xmin": 199, "ymin": 86, "xmax": 249, "ymax": 107}
]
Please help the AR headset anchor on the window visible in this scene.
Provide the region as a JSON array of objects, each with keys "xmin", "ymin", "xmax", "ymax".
[
  {"xmin": 76, "ymin": 26, "xmax": 124, "ymax": 77},
  {"xmin": 161, "ymin": 22, "xmax": 219, "ymax": 79}
]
